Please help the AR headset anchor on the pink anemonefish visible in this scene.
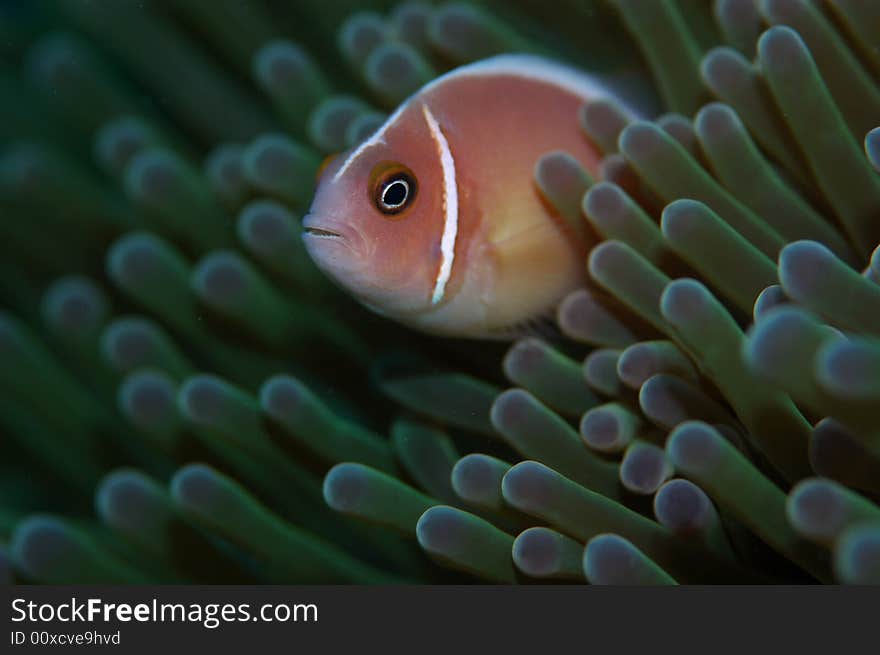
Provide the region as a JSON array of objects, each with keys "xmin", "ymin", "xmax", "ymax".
[{"xmin": 304, "ymin": 54, "xmax": 633, "ymax": 338}]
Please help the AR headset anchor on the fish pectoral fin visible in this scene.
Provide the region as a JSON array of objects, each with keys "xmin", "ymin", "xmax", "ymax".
[
  {"xmin": 489, "ymin": 211, "xmax": 560, "ymax": 250},
  {"xmin": 480, "ymin": 309, "xmax": 565, "ymax": 342}
]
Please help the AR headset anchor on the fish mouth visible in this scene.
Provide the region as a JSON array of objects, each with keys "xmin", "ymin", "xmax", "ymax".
[
  {"xmin": 302, "ymin": 213, "xmax": 367, "ymax": 279},
  {"xmin": 303, "ymin": 226, "xmax": 344, "ymax": 240},
  {"xmin": 302, "ymin": 214, "xmax": 348, "ymax": 242}
]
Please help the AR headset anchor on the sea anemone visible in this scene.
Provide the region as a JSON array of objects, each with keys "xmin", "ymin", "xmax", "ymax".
[{"xmin": 1, "ymin": 0, "xmax": 879, "ymax": 585}]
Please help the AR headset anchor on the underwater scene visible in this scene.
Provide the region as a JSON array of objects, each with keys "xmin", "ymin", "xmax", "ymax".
[{"xmin": 1, "ymin": 0, "xmax": 879, "ymax": 585}]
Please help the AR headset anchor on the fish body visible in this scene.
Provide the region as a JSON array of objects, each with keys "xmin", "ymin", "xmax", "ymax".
[{"xmin": 304, "ymin": 55, "xmax": 624, "ymax": 338}]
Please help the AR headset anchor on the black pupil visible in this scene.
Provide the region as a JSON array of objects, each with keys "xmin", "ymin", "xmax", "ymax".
[{"xmin": 382, "ymin": 179, "xmax": 408, "ymax": 207}]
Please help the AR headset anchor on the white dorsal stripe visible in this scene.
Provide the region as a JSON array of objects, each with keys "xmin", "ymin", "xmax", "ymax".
[
  {"xmin": 420, "ymin": 54, "xmax": 634, "ymax": 114},
  {"xmin": 421, "ymin": 104, "xmax": 458, "ymax": 305},
  {"xmin": 332, "ymin": 55, "xmax": 636, "ymax": 184}
]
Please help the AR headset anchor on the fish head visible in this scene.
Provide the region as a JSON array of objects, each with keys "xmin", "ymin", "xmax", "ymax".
[{"xmin": 304, "ymin": 103, "xmax": 451, "ymax": 321}]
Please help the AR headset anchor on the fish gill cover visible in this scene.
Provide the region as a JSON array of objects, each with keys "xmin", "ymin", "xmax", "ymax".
[{"xmin": 1, "ymin": 0, "xmax": 879, "ymax": 585}]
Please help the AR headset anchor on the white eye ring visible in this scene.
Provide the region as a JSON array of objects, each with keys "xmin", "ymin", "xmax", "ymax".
[{"xmin": 380, "ymin": 178, "xmax": 410, "ymax": 210}]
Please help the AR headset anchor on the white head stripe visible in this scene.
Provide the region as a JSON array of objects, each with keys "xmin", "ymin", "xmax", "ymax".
[{"xmin": 422, "ymin": 105, "xmax": 458, "ymax": 305}]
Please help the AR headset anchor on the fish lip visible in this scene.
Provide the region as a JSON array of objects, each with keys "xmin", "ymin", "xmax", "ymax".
[
  {"xmin": 302, "ymin": 214, "xmax": 348, "ymax": 242},
  {"xmin": 303, "ymin": 225, "xmax": 344, "ymax": 240}
]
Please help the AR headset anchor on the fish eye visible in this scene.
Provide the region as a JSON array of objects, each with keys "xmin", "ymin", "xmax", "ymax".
[
  {"xmin": 371, "ymin": 163, "xmax": 417, "ymax": 218},
  {"xmin": 382, "ymin": 178, "xmax": 409, "ymax": 208}
]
